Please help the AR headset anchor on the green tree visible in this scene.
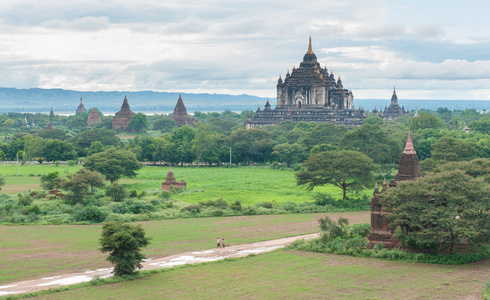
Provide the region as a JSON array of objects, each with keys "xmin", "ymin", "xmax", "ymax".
[
  {"xmin": 153, "ymin": 117, "xmax": 177, "ymax": 132},
  {"xmin": 40, "ymin": 172, "xmax": 61, "ymax": 190},
  {"xmin": 62, "ymin": 169, "xmax": 105, "ymax": 204},
  {"xmin": 430, "ymin": 136, "xmax": 477, "ymax": 161},
  {"xmin": 468, "ymin": 115, "xmax": 490, "ymax": 134},
  {"xmin": 296, "ymin": 150, "xmax": 377, "ymax": 200},
  {"xmin": 340, "ymin": 124, "xmax": 401, "ymax": 164},
  {"xmin": 382, "ymin": 170, "xmax": 490, "ymax": 253},
  {"xmin": 299, "ymin": 123, "xmax": 349, "ymax": 151},
  {"xmin": 85, "ymin": 141, "xmax": 105, "ymax": 156},
  {"xmin": 169, "ymin": 126, "xmax": 195, "ymax": 165},
  {"xmin": 127, "ymin": 113, "xmax": 148, "ymax": 133},
  {"xmin": 105, "ymin": 183, "xmax": 129, "ymax": 202},
  {"xmin": 409, "ymin": 111, "xmax": 445, "ymax": 131},
  {"xmin": 272, "ymin": 143, "xmax": 306, "ymax": 166},
  {"xmin": 84, "ymin": 148, "xmax": 143, "ymax": 183},
  {"xmin": 99, "ymin": 222, "xmax": 151, "ymax": 276},
  {"xmin": 191, "ymin": 124, "xmax": 223, "ymax": 167},
  {"xmin": 42, "ymin": 139, "xmax": 77, "ymax": 162},
  {"xmin": 72, "ymin": 128, "xmax": 122, "ymax": 156},
  {"xmin": 364, "ymin": 115, "xmax": 384, "ymax": 125},
  {"xmin": 228, "ymin": 128, "xmax": 273, "ymax": 164},
  {"xmin": 0, "ymin": 175, "xmax": 5, "ymax": 191}
]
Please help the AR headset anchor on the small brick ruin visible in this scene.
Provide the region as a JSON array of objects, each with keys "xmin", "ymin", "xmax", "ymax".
[
  {"xmin": 87, "ymin": 108, "xmax": 101, "ymax": 126},
  {"xmin": 162, "ymin": 166, "xmax": 186, "ymax": 191},
  {"xmin": 368, "ymin": 131, "xmax": 421, "ymax": 248}
]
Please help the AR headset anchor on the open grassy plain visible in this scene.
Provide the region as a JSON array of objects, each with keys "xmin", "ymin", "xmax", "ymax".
[
  {"xmin": 29, "ymin": 250, "xmax": 489, "ymax": 299},
  {"xmin": 0, "ymin": 164, "xmax": 367, "ymax": 204},
  {"xmin": 0, "ymin": 212, "xmax": 369, "ymax": 285}
]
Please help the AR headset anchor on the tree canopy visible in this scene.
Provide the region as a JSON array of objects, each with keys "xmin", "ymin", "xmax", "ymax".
[
  {"xmin": 382, "ymin": 169, "xmax": 490, "ymax": 253},
  {"xmin": 99, "ymin": 222, "xmax": 151, "ymax": 276},
  {"xmin": 296, "ymin": 150, "xmax": 377, "ymax": 199},
  {"xmin": 84, "ymin": 148, "xmax": 143, "ymax": 183}
]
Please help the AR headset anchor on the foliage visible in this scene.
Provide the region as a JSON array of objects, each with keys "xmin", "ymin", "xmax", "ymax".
[
  {"xmin": 340, "ymin": 123, "xmax": 402, "ymax": 164},
  {"xmin": 153, "ymin": 117, "xmax": 177, "ymax": 132},
  {"xmin": 296, "ymin": 150, "xmax": 377, "ymax": 199},
  {"xmin": 127, "ymin": 113, "xmax": 149, "ymax": 133},
  {"xmin": 84, "ymin": 148, "xmax": 143, "ymax": 183},
  {"xmin": 40, "ymin": 172, "xmax": 60, "ymax": 190},
  {"xmin": 73, "ymin": 205, "xmax": 108, "ymax": 223},
  {"xmin": 382, "ymin": 170, "xmax": 490, "ymax": 253},
  {"xmin": 61, "ymin": 169, "xmax": 105, "ymax": 205},
  {"xmin": 228, "ymin": 128, "xmax": 273, "ymax": 163},
  {"xmin": 430, "ymin": 136, "xmax": 478, "ymax": 161},
  {"xmin": 272, "ymin": 143, "xmax": 306, "ymax": 166},
  {"xmin": 409, "ymin": 111, "xmax": 445, "ymax": 131},
  {"xmin": 42, "ymin": 139, "xmax": 77, "ymax": 162},
  {"xmin": 105, "ymin": 183, "xmax": 129, "ymax": 202},
  {"xmin": 72, "ymin": 128, "xmax": 122, "ymax": 157},
  {"xmin": 99, "ymin": 222, "xmax": 151, "ymax": 276}
]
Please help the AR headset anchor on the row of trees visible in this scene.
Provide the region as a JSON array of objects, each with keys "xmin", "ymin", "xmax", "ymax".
[{"xmin": 0, "ymin": 109, "xmax": 488, "ymax": 170}]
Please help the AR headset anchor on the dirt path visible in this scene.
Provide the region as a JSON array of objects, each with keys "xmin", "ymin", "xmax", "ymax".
[{"xmin": 0, "ymin": 233, "xmax": 319, "ymax": 296}]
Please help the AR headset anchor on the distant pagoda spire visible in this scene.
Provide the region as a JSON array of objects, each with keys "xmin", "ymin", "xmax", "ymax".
[
  {"xmin": 390, "ymin": 131, "xmax": 421, "ymax": 186},
  {"xmin": 307, "ymin": 36, "xmax": 314, "ymax": 54}
]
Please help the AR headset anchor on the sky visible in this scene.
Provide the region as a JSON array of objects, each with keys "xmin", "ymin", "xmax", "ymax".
[{"xmin": 1, "ymin": 0, "xmax": 490, "ymax": 101}]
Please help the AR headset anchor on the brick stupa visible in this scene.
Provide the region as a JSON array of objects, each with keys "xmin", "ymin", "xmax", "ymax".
[
  {"xmin": 368, "ymin": 131, "xmax": 421, "ymax": 248},
  {"xmin": 171, "ymin": 95, "xmax": 194, "ymax": 127},
  {"xmin": 87, "ymin": 108, "xmax": 101, "ymax": 126},
  {"xmin": 76, "ymin": 97, "xmax": 87, "ymax": 115},
  {"xmin": 162, "ymin": 166, "xmax": 186, "ymax": 191},
  {"xmin": 112, "ymin": 96, "xmax": 135, "ymax": 131}
]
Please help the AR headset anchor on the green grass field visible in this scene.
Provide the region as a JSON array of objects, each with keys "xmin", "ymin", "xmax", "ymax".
[
  {"xmin": 29, "ymin": 250, "xmax": 490, "ymax": 299},
  {"xmin": 0, "ymin": 212, "xmax": 369, "ymax": 284},
  {"xmin": 0, "ymin": 164, "xmax": 370, "ymax": 205}
]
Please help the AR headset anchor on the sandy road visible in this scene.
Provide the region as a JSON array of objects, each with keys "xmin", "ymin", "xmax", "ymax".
[{"xmin": 0, "ymin": 233, "xmax": 319, "ymax": 296}]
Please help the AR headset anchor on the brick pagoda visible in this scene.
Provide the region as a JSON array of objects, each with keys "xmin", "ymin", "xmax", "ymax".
[
  {"xmin": 171, "ymin": 95, "xmax": 194, "ymax": 127},
  {"xmin": 112, "ymin": 96, "xmax": 135, "ymax": 131},
  {"xmin": 162, "ymin": 166, "xmax": 186, "ymax": 191},
  {"xmin": 368, "ymin": 131, "xmax": 421, "ymax": 248},
  {"xmin": 87, "ymin": 108, "xmax": 101, "ymax": 126}
]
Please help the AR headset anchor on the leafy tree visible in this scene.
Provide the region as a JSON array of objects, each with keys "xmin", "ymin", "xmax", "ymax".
[
  {"xmin": 272, "ymin": 143, "xmax": 306, "ymax": 166},
  {"xmin": 468, "ymin": 115, "xmax": 490, "ymax": 134},
  {"xmin": 409, "ymin": 111, "xmax": 445, "ymax": 131},
  {"xmin": 153, "ymin": 117, "xmax": 177, "ymax": 132},
  {"xmin": 40, "ymin": 172, "xmax": 61, "ymax": 190},
  {"xmin": 66, "ymin": 115, "xmax": 88, "ymax": 129},
  {"xmin": 72, "ymin": 128, "xmax": 122, "ymax": 156},
  {"xmin": 299, "ymin": 123, "xmax": 349, "ymax": 151},
  {"xmin": 228, "ymin": 128, "xmax": 273, "ymax": 163},
  {"xmin": 382, "ymin": 170, "xmax": 490, "ymax": 253},
  {"xmin": 42, "ymin": 139, "xmax": 77, "ymax": 162},
  {"xmin": 84, "ymin": 148, "xmax": 143, "ymax": 183},
  {"xmin": 22, "ymin": 135, "xmax": 44, "ymax": 161},
  {"xmin": 340, "ymin": 124, "xmax": 401, "ymax": 164},
  {"xmin": 364, "ymin": 115, "xmax": 384, "ymax": 125},
  {"xmin": 85, "ymin": 141, "xmax": 105, "ymax": 156},
  {"xmin": 430, "ymin": 136, "xmax": 477, "ymax": 161},
  {"xmin": 105, "ymin": 183, "xmax": 129, "ymax": 202},
  {"xmin": 169, "ymin": 126, "xmax": 195, "ymax": 165},
  {"xmin": 37, "ymin": 128, "xmax": 70, "ymax": 141},
  {"xmin": 99, "ymin": 222, "xmax": 151, "ymax": 276},
  {"xmin": 191, "ymin": 124, "xmax": 223, "ymax": 167},
  {"xmin": 62, "ymin": 169, "xmax": 105, "ymax": 204},
  {"xmin": 296, "ymin": 150, "xmax": 377, "ymax": 199},
  {"xmin": 127, "ymin": 113, "xmax": 148, "ymax": 133},
  {"xmin": 0, "ymin": 175, "xmax": 5, "ymax": 191}
]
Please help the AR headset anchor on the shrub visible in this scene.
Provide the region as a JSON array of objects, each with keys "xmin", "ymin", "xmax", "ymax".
[
  {"xmin": 180, "ymin": 204, "xmax": 201, "ymax": 214},
  {"xmin": 282, "ymin": 201, "xmax": 297, "ymax": 212},
  {"xmin": 230, "ymin": 200, "xmax": 242, "ymax": 211},
  {"xmin": 129, "ymin": 190, "xmax": 138, "ymax": 198},
  {"xmin": 17, "ymin": 193, "xmax": 33, "ymax": 206},
  {"xmin": 105, "ymin": 184, "xmax": 129, "ymax": 202},
  {"xmin": 211, "ymin": 209, "xmax": 224, "ymax": 217},
  {"xmin": 260, "ymin": 202, "xmax": 274, "ymax": 209},
  {"xmin": 73, "ymin": 205, "xmax": 108, "ymax": 223}
]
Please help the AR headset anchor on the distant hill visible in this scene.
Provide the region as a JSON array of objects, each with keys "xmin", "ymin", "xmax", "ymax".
[
  {"xmin": 0, "ymin": 88, "xmax": 270, "ymax": 114},
  {"xmin": 0, "ymin": 87, "xmax": 487, "ymax": 115}
]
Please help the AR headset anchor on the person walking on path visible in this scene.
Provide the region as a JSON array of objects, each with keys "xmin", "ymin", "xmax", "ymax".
[
  {"xmin": 222, "ymin": 238, "xmax": 226, "ymax": 248},
  {"xmin": 217, "ymin": 237, "xmax": 221, "ymax": 248}
]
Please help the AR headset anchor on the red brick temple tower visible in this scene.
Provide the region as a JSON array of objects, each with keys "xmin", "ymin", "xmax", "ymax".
[
  {"xmin": 162, "ymin": 166, "xmax": 187, "ymax": 191},
  {"xmin": 368, "ymin": 131, "xmax": 422, "ymax": 248},
  {"xmin": 87, "ymin": 108, "xmax": 101, "ymax": 126},
  {"xmin": 112, "ymin": 96, "xmax": 135, "ymax": 131},
  {"xmin": 171, "ymin": 95, "xmax": 194, "ymax": 127}
]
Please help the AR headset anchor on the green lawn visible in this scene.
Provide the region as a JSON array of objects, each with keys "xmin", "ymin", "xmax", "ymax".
[
  {"xmin": 30, "ymin": 250, "xmax": 490, "ymax": 299},
  {"xmin": 0, "ymin": 212, "xmax": 369, "ymax": 284},
  {"xmin": 0, "ymin": 164, "xmax": 371, "ymax": 205}
]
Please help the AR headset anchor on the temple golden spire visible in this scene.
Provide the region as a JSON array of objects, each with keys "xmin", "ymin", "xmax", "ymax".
[{"xmin": 307, "ymin": 36, "xmax": 314, "ymax": 54}]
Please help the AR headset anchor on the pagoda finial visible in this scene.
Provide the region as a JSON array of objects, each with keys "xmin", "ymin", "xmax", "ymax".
[
  {"xmin": 374, "ymin": 182, "xmax": 379, "ymax": 194},
  {"xmin": 80, "ymin": 97, "xmax": 83, "ymax": 103},
  {"xmin": 403, "ymin": 131, "xmax": 416, "ymax": 154},
  {"xmin": 307, "ymin": 36, "xmax": 314, "ymax": 54}
]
